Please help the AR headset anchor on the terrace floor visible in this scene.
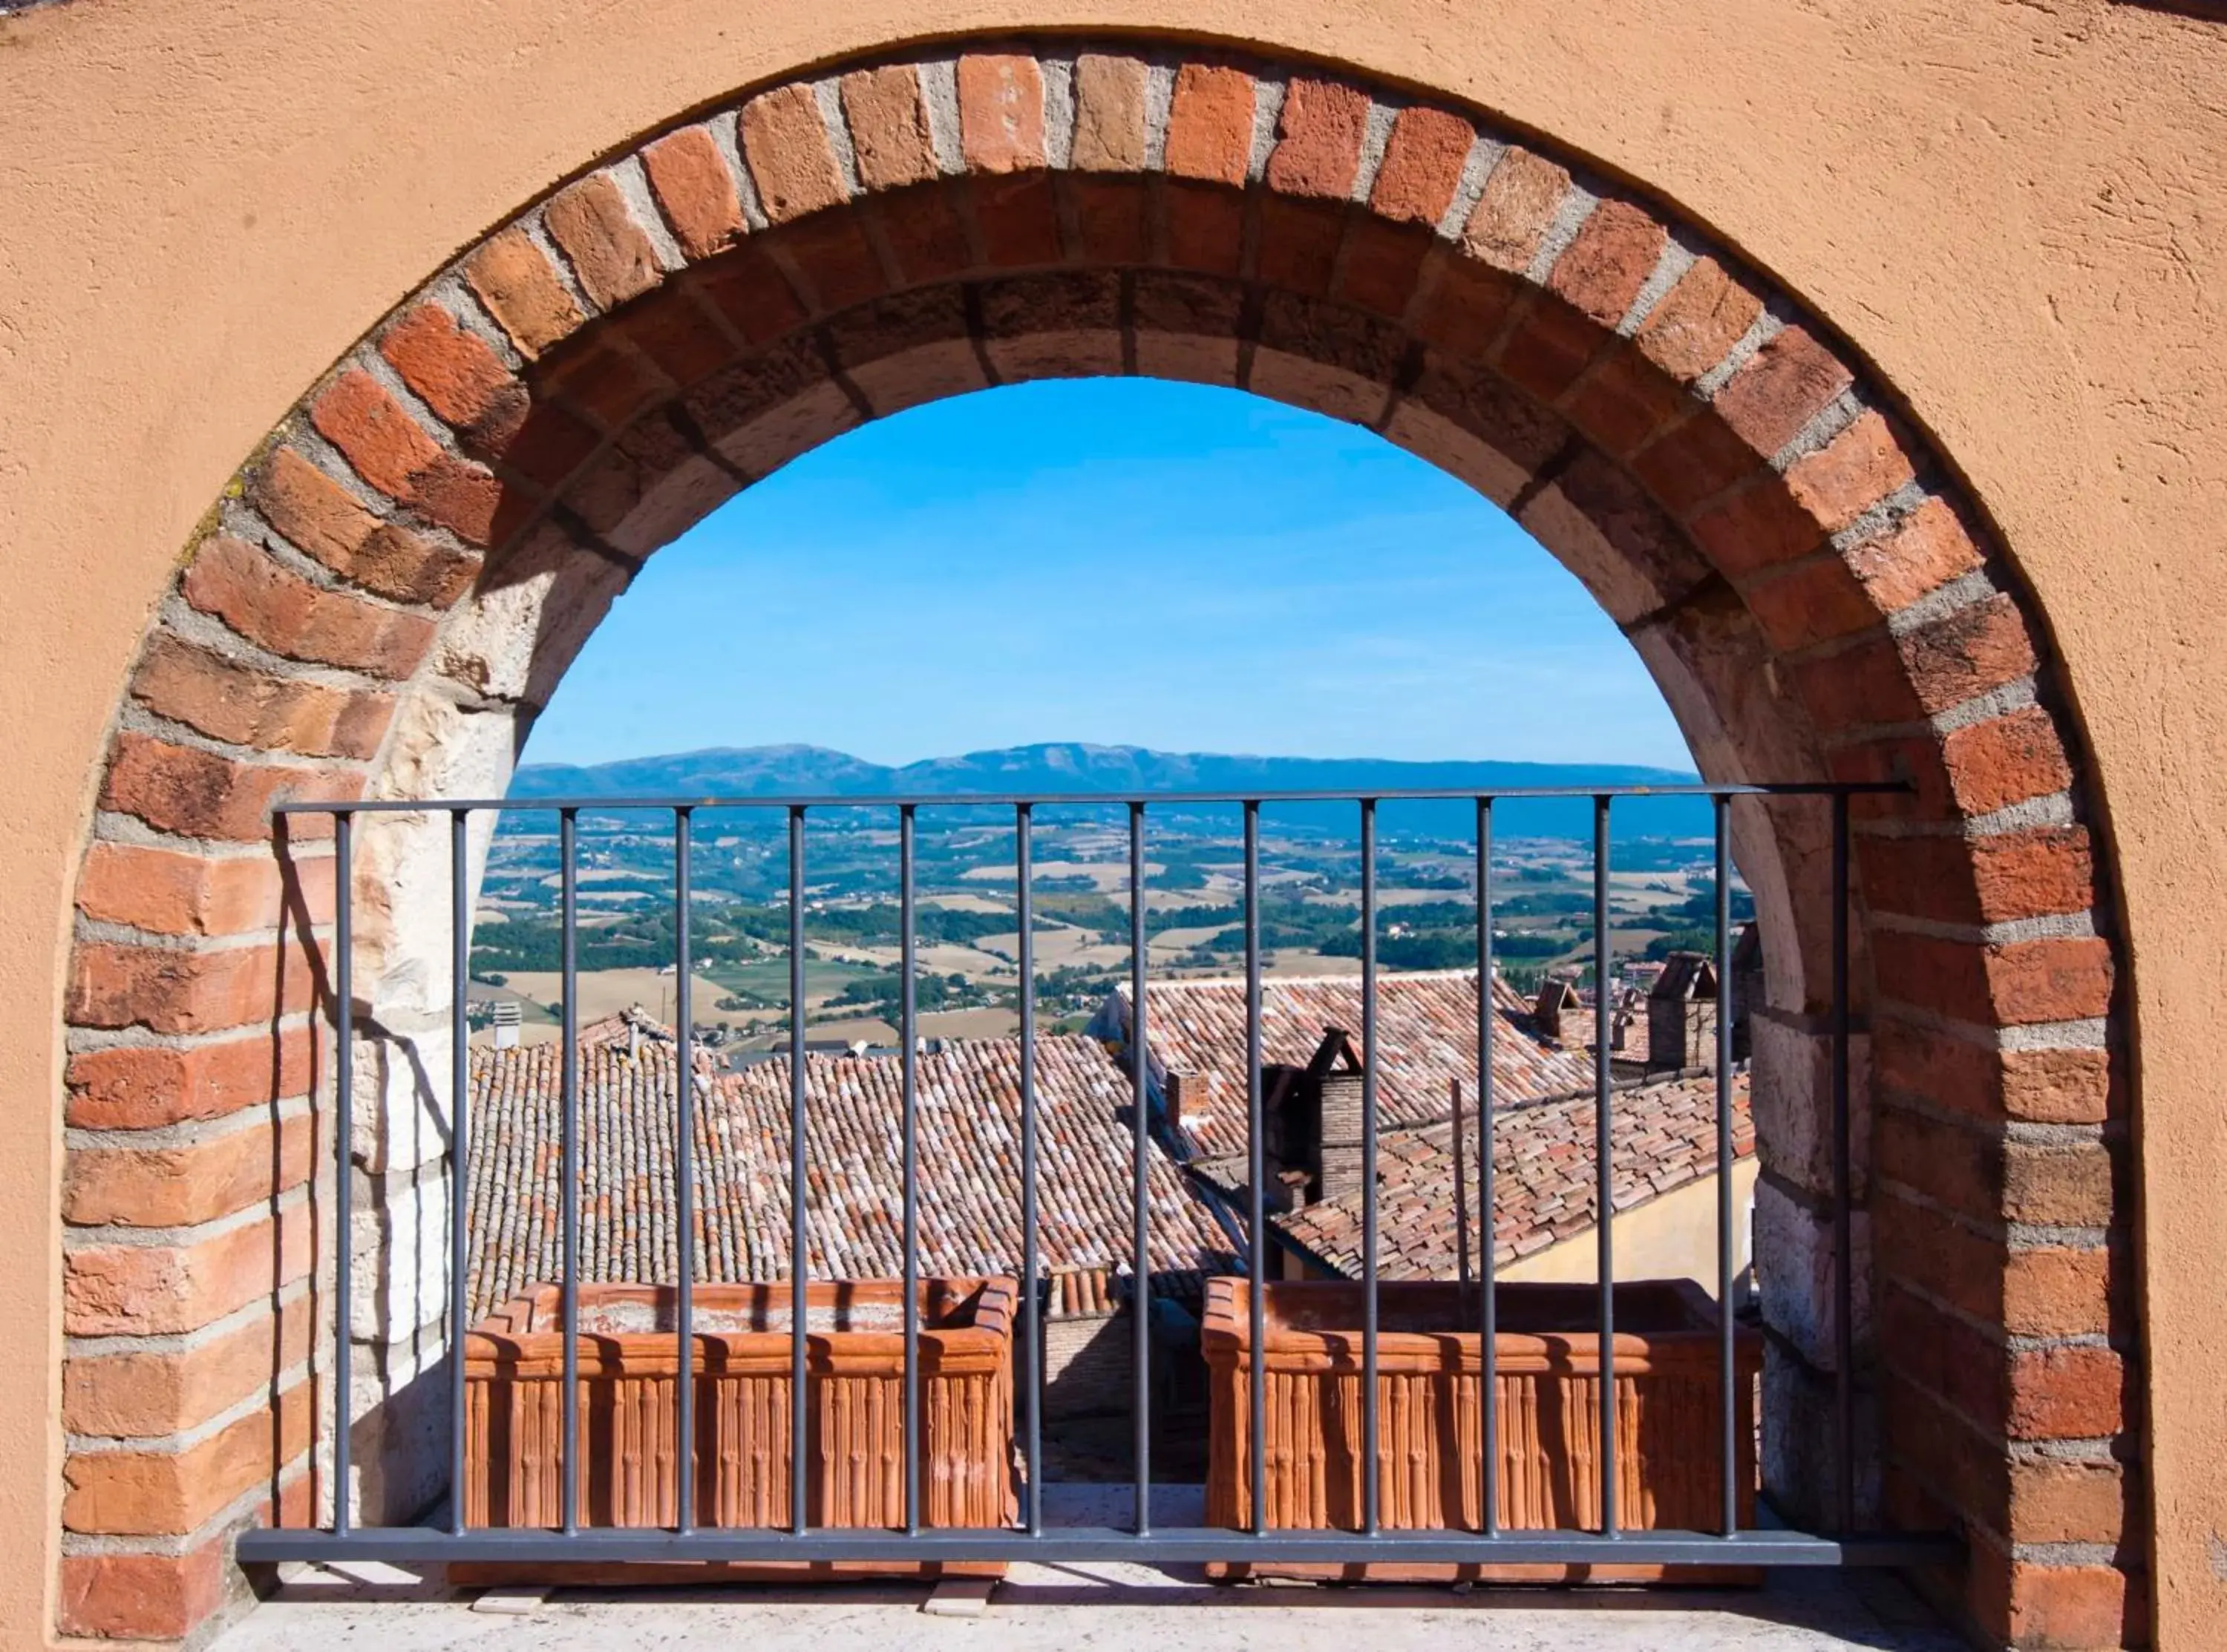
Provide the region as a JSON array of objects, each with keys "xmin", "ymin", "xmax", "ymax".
[{"xmin": 213, "ymin": 1489, "xmax": 1963, "ymax": 1652}]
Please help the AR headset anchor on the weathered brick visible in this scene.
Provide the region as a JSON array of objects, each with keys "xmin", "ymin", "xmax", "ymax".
[
  {"xmin": 129, "ymin": 633, "xmax": 392, "ymax": 760},
  {"xmin": 740, "ymin": 83, "xmax": 846, "ymax": 223},
  {"xmin": 310, "ymin": 370, "xmax": 500, "ymax": 544},
  {"xmin": 2004, "ymin": 1245, "xmax": 2117, "ymax": 1340},
  {"xmin": 1548, "ymin": 200, "xmax": 1665, "ymax": 328},
  {"xmin": 1845, "ymin": 494, "xmax": 1984, "ymax": 612},
  {"xmin": 1792, "ymin": 597, "xmax": 2038, "ymax": 732},
  {"xmin": 1877, "ymin": 1107, "xmax": 2119, "ymax": 1249},
  {"xmin": 100, "ymin": 732, "xmax": 361, "ymax": 842},
  {"xmin": 1785, "ymin": 410, "xmax": 1917, "ymax": 534},
  {"xmin": 1496, "ymin": 295, "xmax": 1611, "ymax": 402},
  {"xmin": 464, "ymin": 227, "xmax": 586, "ymax": 359},
  {"xmin": 378, "ymin": 305, "xmax": 526, "ymax": 454},
  {"xmin": 1459, "ymin": 147, "xmax": 1569, "ymax": 273},
  {"xmin": 65, "ymin": 1112, "xmax": 313, "ymax": 1228},
  {"xmin": 1860, "ymin": 826, "xmax": 2097, "ymax": 926},
  {"xmin": 641, "ymin": 125, "xmax": 745, "ymax": 260},
  {"xmin": 1883, "ymin": 1370, "xmax": 2133, "ymax": 1545},
  {"xmin": 693, "ymin": 242, "xmax": 810, "ymax": 343},
  {"xmin": 68, "ymin": 1026, "xmax": 315, "ymax": 1131},
  {"xmin": 76, "ymin": 840, "xmax": 333, "ymax": 937},
  {"xmin": 870, "ymin": 183, "xmax": 975, "ymax": 284},
  {"xmin": 1739, "ymin": 552, "xmax": 1881, "ymax": 652},
  {"xmin": 540, "ymin": 336, "xmax": 664, "ymax": 430},
  {"xmin": 64, "ymin": 1378, "xmax": 313, "ymax": 1535},
  {"xmin": 1872, "ymin": 1014, "xmax": 2117, "ymax": 1126},
  {"xmin": 1630, "ymin": 410, "xmax": 1768, "ymax": 516},
  {"xmin": 1635, "ymin": 255, "xmax": 1763, "ymax": 384},
  {"xmin": 57, "ymin": 1536, "xmax": 229, "ymax": 1641},
  {"xmin": 840, "ymin": 65, "xmax": 938, "ymax": 191},
  {"xmin": 609, "ymin": 283, "xmax": 735, "ymax": 391},
  {"xmin": 1265, "ymin": 77, "xmax": 1370, "ymax": 200},
  {"xmin": 1871, "ymin": 930, "xmax": 2114, "ymax": 1026},
  {"xmin": 1557, "ymin": 340, "xmax": 1692, "ymax": 459},
  {"xmin": 1161, "ymin": 179, "xmax": 1246, "ymax": 278},
  {"xmin": 1070, "ymin": 53, "xmax": 1148, "ymax": 173},
  {"xmin": 1710, "ymin": 324, "xmax": 1852, "ymax": 458},
  {"xmin": 1163, "ymin": 63, "xmax": 1254, "ymax": 186},
  {"xmin": 248, "ymin": 449, "xmax": 481, "ymax": 606},
  {"xmin": 972, "ymin": 169, "xmax": 1062, "ymax": 269},
  {"xmin": 1687, "ymin": 475, "xmax": 1829, "ymax": 580},
  {"xmin": 1065, "ymin": 173, "xmax": 1151, "ymax": 266},
  {"xmin": 65, "ymin": 1202, "xmax": 313, "ymax": 1337},
  {"xmin": 958, "ymin": 53, "xmax": 1045, "ymax": 174},
  {"xmin": 68, "ymin": 937, "xmax": 318, "ymax": 1037},
  {"xmin": 546, "ymin": 171, "xmax": 664, "ymax": 311},
  {"xmin": 768, "ymin": 210, "xmax": 884, "ymax": 311},
  {"xmin": 1942, "ymin": 704, "xmax": 2077, "ymax": 815},
  {"xmin": 1255, "ymin": 191, "xmax": 1347, "ymax": 298},
  {"xmin": 1408, "ymin": 249, "xmax": 1527, "ymax": 359},
  {"xmin": 1369, "ymin": 105, "xmax": 1472, "ymax": 228},
  {"xmin": 1975, "ymin": 1547, "xmax": 2142, "ymax": 1651},
  {"xmin": 1335, "ymin": 216, "xmax": 1436, "ymax": 321},
  {"xmin": 2009, "ymin": 1344, "xmax": 2130, "ymax": 1441},
  {"xmin": 66, "ymin": 1297, "xmax": 311, "ymax": 1439}
]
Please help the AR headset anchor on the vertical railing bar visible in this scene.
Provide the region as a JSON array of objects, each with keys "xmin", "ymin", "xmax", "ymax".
[
  {"xmin": 560, "ymin": 807, "xmax": 581, "ymax": 1538},
  {"xmin": 331, "ymin": 810, "xmax": 355, "ymax": 1538},
  {"xmin": 789, "ymin": 804, "xmax": 808, "ymax": 1536},
  {"xmin": 1832, "ymin": 790, "xmax": 1856, "ymax": 1536},
  {"xmin": 674, "ymin": 807, "xmax": 696, "ymax": 1535},
  {"xmin": 1593, "ymin": 794, "xmax": 1617, "ymax": 1541},
  {"xmin": 1360, "ymin": 798, "xmax": 1380, "ymax": 1538},
  {"xmin": 900, "ymin": 805, "xmax": 920, "ymax": 1538},
  {"xmin": 1477, "ymin": 796, "xmax": 1497, "ymax": 1538},
  {"xmin": 1128, "ymin": 801, "xmax": 1151, "ymax": 1535},
  {"xmin": 1017, "ymin": 803, "xmax": 1043, "ymax": 1537},
  {"xmin": 448, "ymin": 807, "xmax": 469, "ymax": 1538},
  {"xmin": 1244, "ymin": 801, "xmax": 1266, "ymax": 1537},
  {"xmin": 1714, "ymin": 793, "xmax": 1737, "ymax": 1538}
]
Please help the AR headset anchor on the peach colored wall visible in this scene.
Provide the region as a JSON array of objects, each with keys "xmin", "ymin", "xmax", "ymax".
[
  {"xmin": 2, "ymin": 0, "xmax": 2223, "ymax": 1645},
  {"xmin": 1502, "ymin": 1159, "xmax": 1762, "ymax": 1295}
]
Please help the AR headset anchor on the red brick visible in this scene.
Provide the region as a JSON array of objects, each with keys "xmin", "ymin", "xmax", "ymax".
[
  {"xmin": 65, "ymin": 1378, "xmax": 313, "ymax": 1535},
  {"xmin": 2004, "ymin": 1246, "xmax": 2117, "ymax": 1340},
  {"xmin": 1860, "ymin": 826, "xmax": 2097, "ymax": 926},
  {"xmin": 1407, "ymin": 249, "xmax": 1527, "ymax": 358},
  {"xmin": 1872, "ymin": 931, "xmax": 2115, "ymax": 1026},
  {"xmin": 1741, "ymin": 554, "xmax": 1880, "ymax": 652},
  {"xmin": 840, "ymin": 65, "xmax": 939, "ymax": 191},
  {"xmin": 100, "ymin": 731, "xmax": 362, "ymax": 842},
  {"xmin": 740, "ymin": 83, "xmax": 846, "ymax": 223},
  {"xmin": 871, "ymin": 183, "xmax": 975, "ymax": 284},
  {"xmin": 547, "ymin": 171, "xmax": 665, "ymax": 310},
  {"xmin": 494, "ymin": 399, "xmax": 603, "ymax": 492},
  {"xmin": 1631, "ymin": 410, "xmax": 1768, "ymax": 516},
  {"xmin": 1369, "ymin": 105, "xmax": 1473, "ymax": 228},
  {"xmin": 1335, "ymin": 216, "xmax": 1435, "ymax": 320},
  {"xmin": 1635, "ymin": 254, "xmax": 1762, "ymax": 384},
  {"xmin": 310, "ymin": 370, "xmax": 500, "ymax": 544},
  {"xmin": 1557, "ymin": 340, "xmax": 1691, "ymax": 458},
  {"xmin": 1459, "ymin": 146, "xmax": 1569, "ymax": 272},
  {"xmin": 1845, "ymin": 494, "xmax": 1984, "ymax": 612},
  {"xmin": 1548, "ymin": 200, "xmax": 1665, "ymax": 328},
  {"xmin": 76, "ymin": 839, "xmax": 333, "ymax": 937},
  {"xmin": 1688, "ymin": 476, "xmax": 1828, "ymax": 578},
  {"xmin": 58, "ymin": 1536, "xmax": 229, "ymax": 1641},
  {"xmin": 1873, "ymin": 1015, "xmax": 2117, "ymax": 1126},
  {"xmin": 248, "ymin": 449, "xmax": 481, "ymax": 606},
  {"xmin": 1070, "ymin": 53, "xmax": 1148, "ymax": 172},
  {"xmin": 1877, "ymin": 1107, "xmax": 2119, "ymax": 1242},
  {"xmin": 2004, "ymin": 1454, "xmax": 2136, "ymax": 1547},
  {"xmin": 1785, "ymin": 410, "xmax": 1917, "ymax": 534},
  {"xmin": 1875, "ymin": 1187, "xmax": 2016, "ymax": 1326},
  {"xmin": 641, "ymin": 124, "xmax": 745, "ymax": 260},
  {"xmin": 972, "ymin": 169, "xmax": 1062, "ymax": 269},
  {"xmin": 464, "ymin": 227, "xmax": 586, "ymax": 359},
  {"xmin": 2009, "ymin": 1344, "xmax": 2129, "ymax": 1440},
  {"xmin": 1902, "ymin": 593, "xmax": 2040, "ymax": 709},
  {"xmin": 65, "ymin": 1202, "xmax": 313, "ymax": 1337},
  {"xmin": 771, "ymin": 210, "xmax": 885, "ymax": 312},
  {"xmin": 694, "ymin": 242, "xmax": 810, "ymax": 343},
  {"xmin": 1255, "ymin": 193, "xmax": 1346, "ymax": 297},
  {"xmin": 1495, "ymin": 295, "xmax": 1609, "ymax": 402},
  {"xmin": 1975, "ymin": 1547, "xmax": 2142, "ymax": 1650},
  {"xmin": 1711, "ymin": 324, "xmax": 1852, "ymax": 458},
  {"xmin": 67, "ymin": 1297, "xmax": 312, "ymax": 1438},
  {"xmin": 1065, "ymin": 173, "xmax": 1151, "ymax": 266},
  {"xmin": 67, "ymin": 1027, "xmax": 316, "ymax": 1131},
  {"xmin": 68, "ymin": 937, "xmax": 318, "ymax": 1037},
  {"xmin": 958, "ymin": 53, "xmax": 1045, "ymax": 174},
  {"xmin": 540, "ymin": 336, "xmax": 664, "ymax": 430},
  {"xmin": 1161, "ymin": 179, "xmax": 1246, "ymax": 278},
  {"xmin": 378, "ymin": 304, "xmax": 526, "ymax": 453},
  {"xmin": 1265, "ymin": 77, "xmax": 1370, "ymax": 200},
  {"xmin": 129, "ymin": 633, "xmax": 392, "ymax": 760},
  {"xmin": 1163, "ymin": 63, "xmax": 1254, "ymax": 186},
  {"xmin": 1943, "ymin": 705, "xmax": 2076, "ymax": 814},
  {"xmin": 609, "ymin": 283, "xmax": 735, "ymax": 390},
  {"xmin": 65, "ymin": 1110, "xmax": 313, "ymax": 1228}
]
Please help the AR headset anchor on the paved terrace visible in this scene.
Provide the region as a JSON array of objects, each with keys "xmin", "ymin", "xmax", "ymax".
[{"xmin": 215, "ymin": 1490, "xmax": 1957, "ymax": 1652}]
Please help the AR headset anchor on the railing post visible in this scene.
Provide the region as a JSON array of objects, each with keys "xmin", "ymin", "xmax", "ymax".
[
  {"xmin": 1476, "ymin": 796, "xmax": 1497, "ymax": 1538},
  {"xmin": 1832, "ymin": 789, "xmax": 1855, "ymax": 1535},
  {"xmin": 674, "ymin": 807, "xmax": 696, "ymax": 1535},
  {"xmin": 1360, "ymin": 798, "xmax": 1379, "ymax": 1537},
  {"xmin": 1593, "ymin": 793, "xmax": 1617, "ymax": 1540},
  {"xmin": 1714, "ymin": 793, "xmax": 1737, "ymax": 1538},
  {"xmin": 1243, "ymin": 800, "xmax": 1266, "ymax": 1536},
  {"xmin": 1128, "ymin": 801, "xmax": 1151, "ymax": 1535},
  {"xmin": 1017, "ymin": 803, "xmax": 1042, "ymax": 1536},
  {"xmin": 330, "ymin": 809, "xmax": 354, "ymax": 1537},
  {"xmin": 900, "ymin": 804, "xmax": 920, "ymax": 1536},
  {"xmin": 789, "ymin": 804, "xmax": 809, "ymax": 1536},
  {"xmin": 448, "ymin": 807, "xmax": 469, "ymax": 1537},
  {"xmin": 560, "ymin": 807, "xmax": 581, "ymax": 1536}
]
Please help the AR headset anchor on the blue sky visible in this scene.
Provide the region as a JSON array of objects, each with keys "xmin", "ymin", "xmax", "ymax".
[{"xmin": 527, "ymin": 379, "xmax": 1689, "ymax": 770}]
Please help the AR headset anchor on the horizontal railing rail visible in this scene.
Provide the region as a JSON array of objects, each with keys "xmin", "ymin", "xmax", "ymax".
[{"xmin": 240, "ymin": 781, "xmax": 1952, "ymax": 1575}]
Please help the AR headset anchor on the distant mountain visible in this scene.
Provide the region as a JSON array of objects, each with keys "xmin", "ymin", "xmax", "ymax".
[{"xmin": 510, "ymin": 744, "xmax": 1711, "ymax": 839}]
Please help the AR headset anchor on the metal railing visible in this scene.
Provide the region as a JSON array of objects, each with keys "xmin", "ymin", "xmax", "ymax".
[{"xmin": 238, "ymin": 781, "xmax": 1952, "ymax": 1571}]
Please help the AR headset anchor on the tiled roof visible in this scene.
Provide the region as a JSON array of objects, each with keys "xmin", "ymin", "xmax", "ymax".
[
  {"xmin": 465, "ymin": 1034, "xmax": 1237, "ymax": 1322},
  {"xmin": 1272, "ymin": 1070, "xmax": 1754, "ymax": 1280},
  {"xmin": 1099, "ymin": 971, "xmax": 1598, "ymax": 1161}
]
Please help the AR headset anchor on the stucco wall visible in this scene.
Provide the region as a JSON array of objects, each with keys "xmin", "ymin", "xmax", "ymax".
[
  {"xmin": 2, "ymin": 0, "xmax": 2223, "ymax": 1645},
  {"xmin": 1502, "ymin": 1159, "xmax": 1762, "ymax": 1294}
]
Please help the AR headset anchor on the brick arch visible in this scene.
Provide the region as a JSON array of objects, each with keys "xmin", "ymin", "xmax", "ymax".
[{"xmin": 57, "ymin": 41, "xmax": 2130, "ymax": 1650}]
